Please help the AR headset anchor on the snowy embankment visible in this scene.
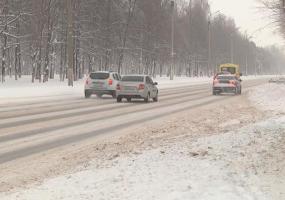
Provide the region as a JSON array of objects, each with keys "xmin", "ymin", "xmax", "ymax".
[
  {"xmin": 2, "ymin": 117, "xmax": 284, "ymax": 200},
  {"xmin": 248, "ymin": 83, "xmax": 285, "ymax": 114}
]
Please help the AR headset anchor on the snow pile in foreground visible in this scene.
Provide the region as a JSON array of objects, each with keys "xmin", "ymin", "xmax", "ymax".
[
  {"xmin": 248, "ymin": 83, "xmax": 285, "ymax": 113},
  {"xmin": 1, "ymin": 116, "xmax": 284, "ymax": 200}
]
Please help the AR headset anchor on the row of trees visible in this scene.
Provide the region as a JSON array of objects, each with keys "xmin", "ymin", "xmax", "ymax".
[{"xmin": 0, "ymin": 0, "xmax": 284, "ymax": 84}]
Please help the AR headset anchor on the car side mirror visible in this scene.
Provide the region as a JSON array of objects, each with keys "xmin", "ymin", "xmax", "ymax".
[{"xmin": 153, "ymin": 82, "xmax": 158, "ymax": 85}]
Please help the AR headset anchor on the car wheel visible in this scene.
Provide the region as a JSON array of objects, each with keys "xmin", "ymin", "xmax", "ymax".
[
  {"xmin": 96, "ymin": 94, "xmax": 103, "ymax": 98},
  {"xmin": 112, "ymin": 91, "xmax": 117, "ymax": 98},
  {"xmin": 85, "ymin": 91, "xmax": 91, "ymax": 98},
  {"xmin": 144, "ymin": 93, "xmax": 150, "ymax": 103},
  {"xmin": 117, "ymin": 96, "xmax": 122, "ymax": 103},
  {"xmin": 153, "ymin": 92, "xmax": 158, "ymax": 102},
  {"xmin": 127, "ymin": 97, "xmax": 132, "ymax": 102}
]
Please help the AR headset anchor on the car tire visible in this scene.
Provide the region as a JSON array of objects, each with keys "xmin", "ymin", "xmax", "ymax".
[
  {"xmin": 112, "ymin": 91, "xmax": 117, "ymax": 98},
  {"xmin": 144, "ymin": 93, "xmax": 150, "ymax": 103},
  {"xmin": 85, "ymin": 91, "xmax": 91, "ymax": 98},
  {"xmin": 153, "ymin": 92, "xmax": 158, "ymax": 102},
  {"xmin": 96, "ymin": 94, "xmax": 103, "ymax": 98},
  {"xmin": 234, "ymin": 88, "xmax": 239, "ymax": 95},
  {"xmin": 117, "ymin": 96, "xmax": 122, "ymax": 103}
]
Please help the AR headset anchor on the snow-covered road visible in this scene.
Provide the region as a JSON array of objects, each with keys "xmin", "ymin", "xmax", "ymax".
[{"xmin": 1, "ymin": 76, "xmax": 283, "ymax": 200}]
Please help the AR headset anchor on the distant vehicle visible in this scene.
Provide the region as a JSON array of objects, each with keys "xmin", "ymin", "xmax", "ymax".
[
  {"xmin": 213, "ymin": 74, "xmax": 242, "ymax": 95},
  {"xmin": 269, "ymin": 76, "xmax": 285, "ymax": 84},
  {"xmin": 277, "ymin": 77, "xmax": 285, "ymax": 84},
  {"xmin": 218, "ymin": 63, "xmax": 242, "ymax": 78},
  {"xmin": 116, "ymin": 75, "xmax": 158, "ymax": 103},
  {"xmin": 84, "ymin": 71, "xmax": 121, "ymax": 98},
  {"xmin": 269, "ymin": 77, "xmax": 278, "ymax": 83}
]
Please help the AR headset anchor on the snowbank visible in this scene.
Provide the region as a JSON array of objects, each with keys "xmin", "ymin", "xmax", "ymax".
[
  {"xmin": 248, "ymin": 83, "xmax": 285, "ymax": 113},
  {"xmin": 0, "ymin": 76, "xmax": 84, "ymax": 101},
  {"xmin": 1, "ymin": 116, "xmax": 284, "ymax": 200}
]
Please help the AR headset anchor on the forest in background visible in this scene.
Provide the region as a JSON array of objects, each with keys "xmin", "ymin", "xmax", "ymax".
[{"xmin": 0, "ymin": 0, "xmax": 285, "ymax": 83}]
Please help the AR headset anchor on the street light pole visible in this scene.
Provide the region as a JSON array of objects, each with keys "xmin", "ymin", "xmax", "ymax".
[
  {"xmin": 230, "ymin": 33, "xmax": 234, "ymax": 63},
  {"xmin": 140, "ymin": 47, "xmax": 143, "ymax": 74},
  {"xmin": 66, "ymin": 0, "xmax": 74, "ymax": 86},
  {"xmin": 170, "ymin": 0, "xmax": 175, "ymax": 80},
  {"xmin": 208, "ymin": 17, "xmax": 211, "ymax": 76},
  {"xmin": 207, "ymin": 11, "xmax": 220, "ymax": 75}
]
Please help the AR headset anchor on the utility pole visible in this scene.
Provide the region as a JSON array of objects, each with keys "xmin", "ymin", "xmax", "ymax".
[
  {"xmin": 66, "ymin": 0, "xmax": 74, "ymax": 86},
  {"xmin": 140, "ymin": 48, "xmax": 143, "ymax": 74},
  {"xmin": 230, "ymin": 33, "xmax": 234, "ymax": 63},
  {"xmin": 245, "ymin": 54, "xmax": 248, "ymax": 76},
  {"xmin": 170, "ymin": 0, "xmax": 175, "ymax": 80},
  {"xmin": 208, "ymin": 16, "xmax": 211, "ymax": 76}
]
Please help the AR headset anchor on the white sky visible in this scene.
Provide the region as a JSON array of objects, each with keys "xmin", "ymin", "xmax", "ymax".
[{"xmin": 209, "ymin": 0, "xmax": 284, "ymax": 47}]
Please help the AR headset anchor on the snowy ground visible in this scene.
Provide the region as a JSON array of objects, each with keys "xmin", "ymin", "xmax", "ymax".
[
  {"xmin": 248, "ymin": 83, "xmax": 285, "ymax": 114},
  {"xmin": 3, "ymin": 118, "xmax": 284, "ymax": 200},
  {"xmin": 0, "ymin": 77, "xmax": 284, "ymax": 200}
]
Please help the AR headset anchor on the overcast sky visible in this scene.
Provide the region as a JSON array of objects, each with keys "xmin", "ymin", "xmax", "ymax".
[{"xmin": 209, "ymin": 0, "xmax": 284, "ymax": 47}]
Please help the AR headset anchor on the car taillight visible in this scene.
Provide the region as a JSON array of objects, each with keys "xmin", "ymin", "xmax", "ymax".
[
  {"xmin": 229, "ymin": 80, "xmax": 236, "ymax": 85},
  {"xmin": 85, "ymin": 79, "xmax": 90, "ymax": 85},
  {"xmin": 108, "ymin": 79, "xmax": 113, "ymax": 85},
  {"xmin": 213, "ymin": 79, "xmax": 219, "ymax": 85},
  {"xmin": 116, "ymin": 84, "xmax": 121, "ymax": 90},
  {"xmin": 138, "ymin": 84, "xmax": 145, "ymax": 90}
]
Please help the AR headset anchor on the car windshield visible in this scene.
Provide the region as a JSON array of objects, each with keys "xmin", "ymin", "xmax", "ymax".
[
  {"xmin": 122, "ymin": 76, "xmax": 144, "ymax": 82},
  {"xmin": 90, "ymin": 72, "xmax": 109, "ymax": 80}
]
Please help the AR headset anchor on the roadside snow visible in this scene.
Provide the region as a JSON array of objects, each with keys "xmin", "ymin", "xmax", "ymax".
[
  {"xmin": 0, "ymin": 76, "xmax": 83, "ymax": 101},
  {"xmin": 1, "ymin": 116, "xmax": 284, "ymax": 200},
  {"xmin": 248, "ymin": 83, "xmax": 285, "ymax": 113}
]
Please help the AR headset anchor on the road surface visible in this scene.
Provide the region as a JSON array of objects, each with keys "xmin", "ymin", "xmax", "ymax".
[{"xmin": 0, "ymin": 78, "xmax": 267, "ymax": 192}]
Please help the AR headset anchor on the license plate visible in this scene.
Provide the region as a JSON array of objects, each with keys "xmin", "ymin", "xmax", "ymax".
[
  {"xmin": 92, "ymin": 82, "xmax": 105, "ymax": 89},
  {"xmin": 124, "ymin": 86, "xmax": 136, "ymax": 90}
]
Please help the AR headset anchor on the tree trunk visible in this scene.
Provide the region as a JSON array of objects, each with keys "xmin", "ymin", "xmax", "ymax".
[{"xmin": 1, "ymin": 0, "xmax": 9, "ymax": 83}]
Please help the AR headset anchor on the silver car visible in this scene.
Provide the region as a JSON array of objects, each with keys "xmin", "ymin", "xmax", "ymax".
[
  {"xmin": 116, "ymin": 75, "xmax": 158, "ymax": 103},
  {"xmin": 212, "ymin": 74, "xmax": 242, "ymax": 95},
  {"xmin": 84, "ymin": 71, "xmax": 121, "ymax": 98}
]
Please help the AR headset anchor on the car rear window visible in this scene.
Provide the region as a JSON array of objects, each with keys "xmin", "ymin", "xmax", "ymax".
[
  {"xmin": 90, "ymin": 72, "xmax": 109, "ymax": 80},
  {"xmin": 217, "ymin": 76, "xmax": 235, "ymax": 80},
  {"xmin": 122, "ymin": 76, "xmax": 144, "ymax": 82}
]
